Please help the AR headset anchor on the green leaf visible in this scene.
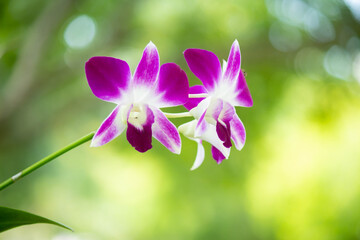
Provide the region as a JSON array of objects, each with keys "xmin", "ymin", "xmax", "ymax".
[{"xmin": 0, "ymin": 206, "xmax": 72, "ymax": 232}]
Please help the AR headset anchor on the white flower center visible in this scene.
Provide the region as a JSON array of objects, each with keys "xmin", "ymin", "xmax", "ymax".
[{"xmin": 127, "ymin": 104, "xmax": 148, "ymax": 130}]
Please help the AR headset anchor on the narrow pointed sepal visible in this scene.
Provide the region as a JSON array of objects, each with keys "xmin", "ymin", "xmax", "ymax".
[
  {"xmin": 223, "ymin": 39, "xmax": 241, "ymax": 83},
  {"xmin": 133, "ymin": 42, "xmax": 160, "ymax": 88},
  {"xmin": 190, "ymin": 140, "xmax": 205, "ymax": 170}
]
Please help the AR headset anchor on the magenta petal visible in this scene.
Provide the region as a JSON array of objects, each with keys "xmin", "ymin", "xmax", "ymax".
[
  {"xmin": 133, "ymin": 42, "xmax": 160, "ymax": 88},
  {"xmin": 208, "ymin": 98, "xmax": 223, "ymax": 121},
  {"xmin": 200, "ymin": 123, "xmax": 231, "ymax": 159},
  {"xmin": 126, "ymin": 105, "xmax": 155, "ymax": 153},
  {"xmin": 230, "ymin": 114, "xmax": 246, "ymax": 151},
  {"xmin": 184, "ymin": 85, "xmax": 208, "ymax": 110},
  {"xmin": 91, "ymin": 106, "xmax": 125, "ymax": 147},
  {"xmin": 184, "ymin": 48, "xmax": 221, "ymax": 91},
  {"xmin": 208, "ymin": 100, "xmax": 234, "ymax": 148},
  {"xmin": 211, "ymin": 146, "xmax": 226, "ymax": 164},
  {"xmin": 85, "ymin": 57, "xmax": 131, "ymax": 103},
  {"xmin": 195, "ymin": 110, "xmax": 207, "ymax": 137},
  {"xmin": 223, "ymin": 40, "xmax": 241, "ymax": 82},
  {"xmin": 151, "ymin": 107, "xmax": 181, "ymax": 154},
  {"xmin": 155, "ymin": 63, "xmax": 189, "ymax": 108},
  {"xmin": 220, "ymin": 101, "xmax": 236, "ymax": 123},
  {"xmin": 216, "ymin": 121, "xmax": 232, "ymax": 148},
  {"xmin": 233, "ymin": 70, "xmax": 253, "ymax": 107}
]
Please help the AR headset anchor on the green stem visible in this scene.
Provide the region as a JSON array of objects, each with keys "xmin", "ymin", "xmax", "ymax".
[
  {"xmin": 188, "ymin": 93, "xmax": 208, "ymax": 98},
  {"xmin": 163, "ymin": 112, "xmax": 193, "ymax": 118},
  {"xmin": 0, "ymin": 132, "xmax": 94, "ymax": 191}
]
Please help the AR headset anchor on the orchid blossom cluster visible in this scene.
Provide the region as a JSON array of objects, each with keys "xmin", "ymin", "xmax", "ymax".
[
  {"xmin": 0, "ymin": 40, "xmax": 253, "ymax": 235},
  {"xmin": 85, "ymin": 40, "xmax": 252, "ymax": 170}
]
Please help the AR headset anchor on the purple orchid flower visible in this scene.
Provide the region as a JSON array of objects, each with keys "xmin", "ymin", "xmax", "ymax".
[
  {"xmin": 85, "ymin": 42, "xmax": 189, "ymax": 153},
  {"xmin": 180, "ymin": 40, "xmax": 252, "ymax": 169}
]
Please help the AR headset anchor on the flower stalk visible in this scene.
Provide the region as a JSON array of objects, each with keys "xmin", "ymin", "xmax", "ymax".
[
  {"xmin": 163, "ymin": 112, "xmax": 192, "ymax": 118},
  {"xmin": 0, "ymin": 132, "xmax": 94, "ymax": 191},
  {"xmin": 188, "ymin": 93, "xmax": 208, "ymax": 98}
]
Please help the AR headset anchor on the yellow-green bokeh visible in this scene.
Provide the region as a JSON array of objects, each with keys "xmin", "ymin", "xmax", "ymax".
[{"xmin": 1, "ymin": 0, "xmax": 360, "ymax": 239}]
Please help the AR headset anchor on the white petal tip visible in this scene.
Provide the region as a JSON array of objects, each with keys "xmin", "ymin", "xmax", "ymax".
[
  {"xmin": 190, "ymin": 161, "xmax": 201, "ymax": 171},
  {"xmin": 223, "ymin": 150, "xmax": 231, "ymax": 159},
  {"xmin": 190, "ymin": 166, "xmax": 198, "ymax": 171},
  {"xmin": 235, "ymin": 145, "xmax": 244, "ymax": 151},
  {"xmin": 147, "ymin": 41, "xmax": 156, "ymax": 49},
  {"xmin": 90, "ymin": 139, "xmax": 101, "ymax": 148},
  {"xmin": 173, "ymin": 147, "xmax": 181, "ymax": 155},
  {"xmin": 190, "ymin": 140, "xmax": 205, "ymax": 171},
  {"xmin": 232, "ymin": 39, "xmax": 240, "ymax": 51}
]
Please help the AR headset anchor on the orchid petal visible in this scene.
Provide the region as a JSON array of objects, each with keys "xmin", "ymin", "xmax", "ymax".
[
  {"xmin": 206, "ymin": 98, "xmax": 223, "ymax": 124},
  {"xmin": 204, "ymin": 99, "xmax": 234, "ymax": 148},
  {"xmin": 85, "ymin": 57, "xmax": 131, "ymax": 103},
  {"xmin": 91, "ymin": 106, "xmax": 126, "ymax": 147},
  {"xmin": 211, "ymin": 146, "xmax": 226, "ymax": 164},
  {"xmin": 189, "ymin": 97, "xmax": 210, "ymax": 119},
  {"xmin": 178, "ymin": 120, "xmax": 196, "ymax": 138},
  {"xmin": 222, "ymin": 60, "xmax": 228, "ymax": 74},
  {"xmin": 201, "ymin": 124, "xmax": 231, "ymax": 159},
  {"xmin": 126, "ymin": 104, "xmax": 155, "ymax": 152},
  {"xmin": 184, "ymin": 85, "xmax": 207, "ymax": 110},
  {"xmin": 133, "ymin": 42, "xmax": 159, "ymax": 88},
  {"xmin": 151, "ymin": 107, "xmax": 181, "ymax": 154},
  {"xmin": 217, "ymin": 101, "xmax": 235, "ymax": 147},
  {"xmin": 184, "ymin": 48, "xmax": 221, "ymax": 91},
  {"xmin": 216, "ymin": 121, "xmax": 232, "ymax": 148},
  {"xmin": 223, "ymin": 40, "xmax": 241, "ymax": 83},
  {"xmin": 178, "ymin": 121, "xmax": 205, "ymax": 169},
  {"xmin": 219, "ymin": 101, "xmax": 236, "ymax": 123},
  {"xmin": 195, "ymin": 110, "xmax": 207, "ymax": 137},
  {"xmin": 190, "ymin": 140, "xmax": 205, "ymax": 170},
  {"xmin": 179, "ymin": 119, "xmax": 230, "ymax": 165},
  {"xmin": 230, "ymin": 114, "xmax": 246, "ymax": 151},
  {"xmin": 232, "ymin": 70, "xmax": 253, "ymax": 107},
  {"xmin": 154, "ymin": 63, "xmax": 189, "ymax": 108}
]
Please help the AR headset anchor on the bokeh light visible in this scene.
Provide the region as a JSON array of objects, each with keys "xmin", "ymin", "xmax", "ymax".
[
  {"xmin": 303, "ymin": 8, "xmax": 335, "ymax": 43},
  {"xmin": 352, "ymin": 52, "xmax": 360, "ymax": 83},
  {"xmin": 64, "ymin": 15, "xmax": 96, "ymax": 49},
  {"xmin": 269, "ymin": 21, "xmax": 302, "ymax": 52},
  {"xmin": 345, "ymin": 0, "xmax": 360, "ymax": 21},
  {"xmin": 323, "ymin": 46, "xmax": 352, "ymax": 80}
]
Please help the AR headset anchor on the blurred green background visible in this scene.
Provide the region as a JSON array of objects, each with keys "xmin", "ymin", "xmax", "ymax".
[{"xmin": 1, "ymin": 0, "xmax": 360, "ymax": 239}]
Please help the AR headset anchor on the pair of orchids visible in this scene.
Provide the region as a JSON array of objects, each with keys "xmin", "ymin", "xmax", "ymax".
[{"xmin": 86, "ymin": 40, "xmax": 253, "ymax": 170}]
